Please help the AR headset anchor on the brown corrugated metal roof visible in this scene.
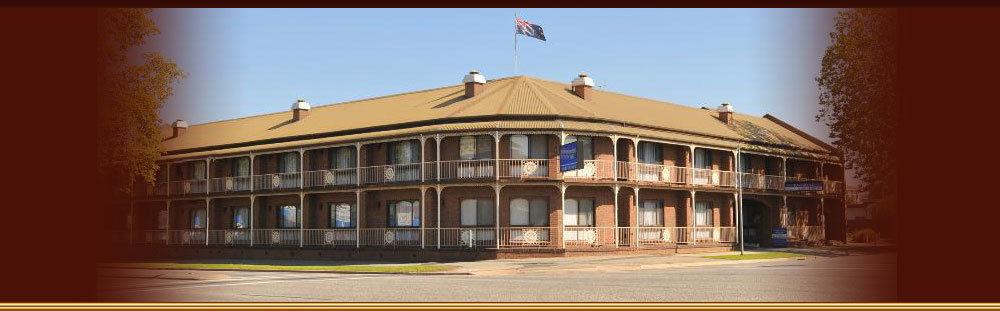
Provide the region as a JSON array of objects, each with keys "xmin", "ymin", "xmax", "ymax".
[{"xmin": 161, "ymin": 76, "xmax": 836, "ymax": 160}]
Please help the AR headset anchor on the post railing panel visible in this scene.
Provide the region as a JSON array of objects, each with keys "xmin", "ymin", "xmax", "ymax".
[
  {"xmin": 252, "ymin": 172, "xmax": 302, "ymax": 191},
  {"xmin": 498, "ymin": 159, "xmax": 552, "ymax": 178},
  {"xmin": 251, "ymin": 229, "xmax": 301, "ymax": 246},
  {"xmin": 169, "ymin": 179, "xmax": 208, "ymax": 195},
  {"xmin": 498, "ymin": 227, "xmax": 552, "ymax": 248},
  {"xmin": 438, "ymin": 159, "xmax": 495, "ymax": 180},
  {"xmin": 438, "ymin": 228, "xmax": 497, "ymax": 248},
  {"xmin": 209, "ymin": 176, "xmax": 252, "ymax": 193},
  {"xmin": 303, "ymin": 168, "xmax": 358, "ymax": 188},
  {"xmin": 360, "ymin": 163, "xmax": 422, "ymax": 185},
  {"xmin": 562, "ymin": 227, "xmax": 617, "ymax": 248},
  {"xmin": 303, "ymin": 229, "xmax": 359, "ymax": 246},
  {"xmin": 167, "ymin": 229, "xmax": 207, "ymax": 245},
  {"xmin": 208, "ymin": 229, "xmax": 251, "ymax": 245},
  {"xmin": 358, "ymin": 228, "xmax": 423, "ymax": 247}
]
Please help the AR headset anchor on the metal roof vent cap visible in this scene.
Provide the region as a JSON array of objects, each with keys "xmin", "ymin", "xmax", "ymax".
[
  {"xmin": 717, "ymin": 102, "xmax": 735, "ymax": 125},
  {"xmin": 171, "ymin": 119, "xmax": 189, "ymax": 138},
  {"xmin": 571, "ymin": 73, "xmax": 594, "ymax": 100},
  {"xmin": 463, "ymin": 70, "xmax": 486, "ymax": 98},
  {"xmin": 292, "ymin": 99, "xmax": 311, "ymax": 121}
]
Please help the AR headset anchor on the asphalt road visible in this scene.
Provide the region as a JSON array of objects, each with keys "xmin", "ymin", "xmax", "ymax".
[{"xmin": 99, "ymin": 252, "xmax": 896, "ymax": 302}]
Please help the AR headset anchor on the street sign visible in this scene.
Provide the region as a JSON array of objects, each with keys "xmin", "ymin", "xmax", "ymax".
[
  {"xmin": 784, "ymin": 180, "xmax": 824, "ymax": 191},
  {"xmin": 771, "ymin": 227, "xmax": 788, "ymax": 247},
  {"xmin": 560, "ymin": 141, "xmax": 580, "ymax": 172}
]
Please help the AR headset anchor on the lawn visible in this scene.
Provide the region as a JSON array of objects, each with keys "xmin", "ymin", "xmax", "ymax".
[
  {"xmin": 106, "ymin": 262, "xmax": 456, "ymax": 273},
  {"xmin": 703, "ymin": 252, "xmax": 806, "ymax": 260}
]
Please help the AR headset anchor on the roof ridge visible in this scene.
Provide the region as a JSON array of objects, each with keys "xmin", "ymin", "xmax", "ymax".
[
  {"xmin": 522, "ymin": 78, "xmax": 560, "ymax": 115},
  {"xmin": 444, "ymin": 77, "xmax": 517, "ymax": 117},
  {"xmin": 177, "ymin": 76, "xmax": 524, "ymax": 128},
  {"xmin": 527, "ymin": 78, "xmax": 600, "ymax": 118}
]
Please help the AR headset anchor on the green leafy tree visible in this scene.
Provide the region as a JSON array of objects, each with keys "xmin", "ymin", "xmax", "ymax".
[
  {"xmin": 816, "ymin": 8, "xmax": 897, "ymax": 199},
  {"xmin": 98, "ymin": 8, "xmax": 185, "ymax": 198}
]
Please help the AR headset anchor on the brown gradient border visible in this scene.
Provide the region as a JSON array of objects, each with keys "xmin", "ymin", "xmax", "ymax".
[{"xmin": 2, "ymin": 4, "xmax": 1000, "ymax": 305}]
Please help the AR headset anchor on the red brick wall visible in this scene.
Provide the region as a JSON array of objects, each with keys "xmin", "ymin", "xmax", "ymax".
[
  {"xmin": 439, "ymin": 186, "xmax": 494, "ymax": 228},
  {"xmin": 306, "ymin": 192, "xmax": 358, "ymax": 229},
  {"xmin": 565, "ymin": 186, "xmax": 616, "ymax": 228},
  {"xmin": 169, "ymin": 200, "xmax": 207, "ymax": 230},
  {"xmin": 362, "ymin": 189, "xmax": 421, "ymax": 228},
  {"xmin": 637, "ymin": 189, "xmax": 684, "ymax": 226},
  {"xmin": 253, "ymin": 195, "xmax": 300, "ymax": 229}
]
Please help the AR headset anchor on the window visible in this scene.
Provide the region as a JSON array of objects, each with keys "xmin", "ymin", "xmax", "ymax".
[
  {"xmin": 279, "ymin": 152, "xmax": 299, "ymax": 173},
  {"xmin": 695, "ymin": 201, "xmax": 713, "ymax": 226},
  {"xmin": 388, "ymin": 140, "xmax": 419, "ymax": 165},
  {"xmin": 279, "ymin": 205, "xmax": 299, "ymax": 228},
  {"xmin": 694, "ymin": 149, "xmax": 713, "ymax": 169},
  {"xmin": 388, "ymin": 200, "xmax": 420, "ymax": 227},
  {"xmin": 565, "ymin": 135, "xmax": 594, "ymax": 161},
  {"xmin": 459, "ymin": 135, "xmax": 494, "ymax": 160},
  {"xmin": 460, "ymin": 199, "xmax": 494, "ymax": 226},
  {"xmin": 330, "ymin": 146, "xmax": 357, "ymax": 169},
  {"xmin": 510, "ymin": 198, "xmax": 549, "ymax": 226},
  {"xmin": 739, "ymin": 154, "xmax": 752, "ymax": 173},
  {"xmin": 234, "ymin": 157, "xmax": 250, "ymax": 176},
  {"xmin": 510, "ymin": 134, "xmax": 548, "ymax": 159},
  {"xmin": 157, "ymin": 209, "xmax": 169, "ymax": 229},
  {"xmin": 191, "ymin": 209, "xmax": 206, "ymax": 229},
  {"xmin": 191, "ymin": 161, "xmax": 207, "ymax": 179},
  {"xmin": 329, "ymin": 203, "xmax": 355, "ymax": 228},
  {"xmin": 232, "ymin": 207, "xmax": 249, "ymax": 229},
  {"xmin": 638, "ymin": 142, "xmax": 663, "ymax": 164},
  {"xmin": 564, "ymin": 198, "xmax": 595, "ymax": 227},
  {"xmin": 639, "ymin": 200, "xmax": 664, "ymax": 226}
]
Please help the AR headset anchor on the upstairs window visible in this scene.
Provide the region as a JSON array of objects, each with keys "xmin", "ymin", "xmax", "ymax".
[
  {"xmin": 638, "ymin": 142, "xmax": 663, "ymax": 164},
  {"xmin": 694, "ymin": 149, "xmax": 713, "ymax": 169},
  {"xmin": 388, "ymin": 140, "xmax": 420, "ymax": 165},
  {"xmin": 460, "ymin": 198, "xmax": 494, "ymax": 226},
  {"xmin": 510, "ymin": 134, "xmax": 548, "ymax": 159},
  {"xmin": 234, "ymin": 157, "xmax": 250, "ymax": 177},
  {"xmin": 565, "ymin": 136, "xmax": 594, "ymax": 161},
  {"xmin": 331, "ymin": 146, "xmax": 357, "ymax": 169},
  {"xmin": 459, "ymin": 135, "xmax": 494, "ymax": 160},
  {"xmin": 191, "ymin": 161, "xmax": 207, "ymax": 180},
  {"xmin": 279, "ymin": 152, "xmax": 300, "ymax": 173}
]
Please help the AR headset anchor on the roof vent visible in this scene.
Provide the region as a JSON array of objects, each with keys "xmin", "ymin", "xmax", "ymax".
[
  {"xmin": 571, "ymin": 73, "xmax": 594, "ymax": 100},
  {"xmin": 292, "ymin": 99, "xmax": 311, "ymax": 121},
  {"xmin": 717, "ymin": 102, "xmax": 735, "ymax": 125},
  {"xmin": 171, "ymin": 119, "xmax": 189, "ymax": 138},
  {"xmin": 463, "ymin": 70, "xmax": 486, "ymax": 98}
]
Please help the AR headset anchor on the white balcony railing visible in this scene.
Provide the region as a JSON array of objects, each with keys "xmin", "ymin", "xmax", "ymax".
[
  {"xmin": 563, "ymin": 227, "xmax": 618, "ymax": 247},
  {"xmin": 691, "ymin": 168, "xmax": 737, "ymax": 187},
  {"xmin": 303, "ymin": 168, "xmax": 358, "ymax": 188},
  {"xmin": 562, "ymin": 160, "xmax": 615, "ymax": 181},
  {"xmin": 358, "ymin": 228, "xmax": 423, "ymax": 247},
  {"xmin": 252, "ymin": 172, "xmax": 301, "ymax": 191},
  {"xmin": 209, "ymin": 176, "xmax": 251, "ymax": 193},
  {"xmin": 360, "ymin": 163, "xmax": 421, "ymax": 184},
  {"xmin": 136, "ymin": 230, "xmax": 168, "ymax": 245},
  {"xmin": 437, "ymin": 159, "xmax": 495, "ymax": 180},
  {"xmin": 169, "ymin": 179, "xmax": 208, "ymax": 195},
  {"xmin": 208, "ymin": 229, "xmax": 251, "ymax": 245},
  {"xmin": 498, "ymin": 159, "xmax": 552, "ymax": 178},
  {"xmin": 739, "ymin": 173, "xmax": 785, "ymax": 191},
  {"xmin": 251, "ymin": 229, "xmax": 301, "ymax": 246},
  {"xmin": 303, "ymin": 229, "xmax": 358, "ymax": 246},
  {"xmin": 168, "ymin": 229, "xmax": 207, "ymax": 245},
  {"xmin": 498, "ymin": 227, "xmax": 552, "ymax": 248},
  {"xmin": 619, "ymin": 162, "xmax": 689, "ymax": 184},
  {"xmin": 627, "ymin": 226, "xmax": 737, "ymax": 246},
  {"xmin": 438, "ymin": 227, "xmax": 497, "ymax": 248}
]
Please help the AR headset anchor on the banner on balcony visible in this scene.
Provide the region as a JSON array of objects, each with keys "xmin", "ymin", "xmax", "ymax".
[
  {"xmin": 784, "ymin": 180, "xmax": 823, "ymax": 191},
  {"xmin": 560, "ymin": 142, "xmax": 580, "ymax": 172},
  {"xmin": 771, "ymin": 227, "xmax": 788, "ymax": 247}
]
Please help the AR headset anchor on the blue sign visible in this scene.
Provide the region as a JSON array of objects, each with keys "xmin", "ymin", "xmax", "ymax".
[
  {"xmin": 771, "ymin": 227, "xmax": 789, "ymax": 247},
  {"xmin": 560, "ymin": 142, "xmax": 579, "ymax": 172},
  {"xmin": 784, "ymin": 180, "xmax": 824, "ymax": 191}
]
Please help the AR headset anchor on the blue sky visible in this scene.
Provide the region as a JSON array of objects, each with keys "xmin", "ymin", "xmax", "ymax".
[{"xmin": 148, "ymin": 8, "xmax": 838, "ymax": 143}]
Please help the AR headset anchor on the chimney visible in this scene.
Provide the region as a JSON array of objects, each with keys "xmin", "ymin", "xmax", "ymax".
[
  {"xmin": 463, "ymin": 70, "xmax": 486, "ymax": 98},
  {"xmin": 571, "ymin": 73, "xmax": 594, "ymax": 100},
  {"xmin": 171, "ymin": 119, "xmax": 188, "ymax": 137},
  {"xmin": 292, "ymin": 99, "xmax": 311, "ymax": 121},
  {"xmin": 717, "ymin": 102, "xmax": 735, "ymax": 125}
]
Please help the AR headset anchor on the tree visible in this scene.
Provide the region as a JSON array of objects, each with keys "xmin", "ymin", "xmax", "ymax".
[
  {"xmin": 98, "ymin": 9, "xmax": 185, "ymax": 199},
  {"xmin": 816, "ymin": 8, "xmax": 898, "ymax": 200}
]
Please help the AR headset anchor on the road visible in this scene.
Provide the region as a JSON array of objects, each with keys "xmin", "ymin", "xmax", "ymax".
[{"xmin": 99, "ymin": 252, "xmax": 896, "ymax": 302}]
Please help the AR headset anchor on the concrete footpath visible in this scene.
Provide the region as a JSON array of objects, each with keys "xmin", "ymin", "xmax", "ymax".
[{"xmin": 100, "ymin": 245, "xmax": 894, "ymax": 279}]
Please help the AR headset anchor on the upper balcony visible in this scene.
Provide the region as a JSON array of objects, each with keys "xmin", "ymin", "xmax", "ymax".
[{"xmin": 143, "ymin": 134, "xmax": 844, "ymax": 198}]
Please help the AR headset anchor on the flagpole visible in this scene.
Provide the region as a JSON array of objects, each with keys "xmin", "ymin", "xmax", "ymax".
[{"xmin": 513, "ymin": 9, "xmax": 518, "ymax": 75}]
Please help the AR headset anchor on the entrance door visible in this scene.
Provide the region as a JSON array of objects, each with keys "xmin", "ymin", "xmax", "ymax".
[{"xmin": 742, "ymin": 201, "xmax": 767, "ymax": 247}]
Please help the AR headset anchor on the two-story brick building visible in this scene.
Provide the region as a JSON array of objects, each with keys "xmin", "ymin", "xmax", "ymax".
[{"xmin": 119, "ymin": 71, "xmax": 846, "ymax": 259}]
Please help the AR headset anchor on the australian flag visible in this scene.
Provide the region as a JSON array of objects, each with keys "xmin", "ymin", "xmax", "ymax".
[{"xmin": 515, "ymin": 17, "xmax": 546, "ymax": 41}]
